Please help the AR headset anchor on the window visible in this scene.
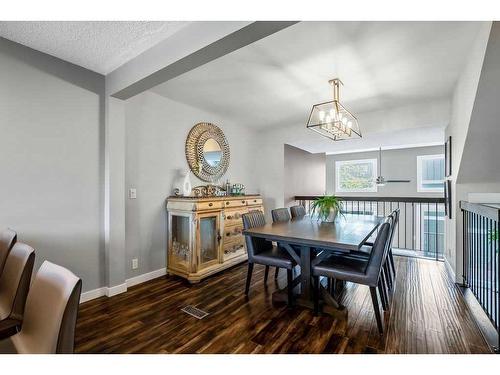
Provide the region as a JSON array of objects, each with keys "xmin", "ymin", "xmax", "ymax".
[
  {"xmin": 335, "ymin": 159, "xmax": 377, "ymax": 193},
  {"xmin": 417, "ymin": 154, "xmax": 445, "ymax": 192}
]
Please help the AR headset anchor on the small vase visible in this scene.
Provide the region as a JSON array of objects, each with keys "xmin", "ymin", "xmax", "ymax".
[
  {"xmin": 181, "ymin": 170, "xmax": 192, "ymax": 196},
  {"xmin": 323, "ymin": 208, "xmax": 337, "ymax": 223},
  {"xmin": 173, "ymin": 170, "xmax": 192, "ymax": 196}
]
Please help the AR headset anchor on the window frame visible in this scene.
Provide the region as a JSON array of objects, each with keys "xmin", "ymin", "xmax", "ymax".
[
  {"xmin": 335, "ymin": 158, "xmax": 378, "ymax": 193},
  {"xmin": 417, "ymin": 154, "xmax": 445, "ymax": 193}
]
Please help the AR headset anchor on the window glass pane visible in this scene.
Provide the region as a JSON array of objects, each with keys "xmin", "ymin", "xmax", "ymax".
[{"xmin": 418, "ymin": 154, "xmax": 444, "ymax": 192}]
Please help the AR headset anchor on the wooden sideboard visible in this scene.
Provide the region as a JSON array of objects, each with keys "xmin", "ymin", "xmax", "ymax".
[{"xmin": 166, "ymin": 195, "xmax": 264, "ymax": 283}]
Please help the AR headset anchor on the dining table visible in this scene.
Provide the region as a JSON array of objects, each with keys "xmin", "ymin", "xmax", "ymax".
[{"xmin": 242, "ymin": 213, "xmax": 384, "ymax": 315}]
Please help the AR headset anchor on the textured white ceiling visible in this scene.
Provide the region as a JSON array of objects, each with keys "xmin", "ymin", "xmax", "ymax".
[
  {"xmin": 0, "ymin": 21, "xmax": 189, "ymax": 74},
  {"xmin": 152, "ymin": 21, "xmax": 485, "ymax": 134}
]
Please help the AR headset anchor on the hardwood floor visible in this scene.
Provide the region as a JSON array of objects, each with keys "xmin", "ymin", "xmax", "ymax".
[{"xmin": 75, "ymin": 256, "xmax": 491, "ymax": 354}]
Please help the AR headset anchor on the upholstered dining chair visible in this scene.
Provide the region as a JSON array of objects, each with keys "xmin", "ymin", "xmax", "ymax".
[
  {"xmin": 312, "ymin": 220, "xmax": 392, "ymax": 334},
  {"xmin": 0, "ymin": 261, "xmax": 82, "ymax": 354},
  {"xmin": 0, "ymin": 229, "xmax": 17, "ymax": 277},
  {"xmin": 271, "ymin": 207, "xmax": 291, "ymax": 223},
  {"xmin": 242, "ymin": 211, "xmax": 296, "ymax": 308},
  {"xmin": 270, "ymin": 207, "xmax": 293, "ymax": 280},
  {"xmin": 289, "ymin": 205, "xmax": 306, "ymax": 219},
  {"xmin": 0, "ymin": 242, "xmax": 35, "ymax": 339}
]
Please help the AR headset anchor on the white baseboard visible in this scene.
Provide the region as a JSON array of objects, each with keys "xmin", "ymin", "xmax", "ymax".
[
  {"xmin": 80, "ymin": 287, "xmax": 107, "ymax": 303},
  {"xmin": 126, "ymin": 267, "xmax": 166, "ymax": 288},
  {"xmin": 80, "ymin": 267, "xmax": 167, "ymax": 304},
  {"xmin": 106, "ymin": 282, "xmax": 128, "ymax": 297}
]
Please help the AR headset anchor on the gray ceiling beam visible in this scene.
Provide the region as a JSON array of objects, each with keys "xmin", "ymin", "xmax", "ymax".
[{"xmin": 111, "ymin": 21, "xmax": 298, "ymax": 100}]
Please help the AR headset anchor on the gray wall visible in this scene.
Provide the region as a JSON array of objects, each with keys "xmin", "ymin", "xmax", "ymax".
[
  {"xmin": 0, "ymin": 38, "xmax": 105, "ymax": 292},
  {"xmin": 326, "ymin": 146, "xmax": 445, "ymax": 197},
  {"xmin": 284, "ymin": 145, "xmax": 326, "ymax": 206},
  {"xmin": 125, "ymin": 91, "xmax": 258, "ymax": 278}
]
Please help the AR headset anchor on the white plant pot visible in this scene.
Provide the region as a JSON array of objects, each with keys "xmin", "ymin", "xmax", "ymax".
[
  {"xmin": 323, "ymin": 208, "xmax": 338, "ymax": 223},
  {"xmin": 173, "ymin": 170, "xmax": 192, "ymax": 196}
]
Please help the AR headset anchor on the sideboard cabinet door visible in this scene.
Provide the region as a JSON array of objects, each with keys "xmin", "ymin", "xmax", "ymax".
[
  {"xmin": 168, "ymin": 213, "xmax": 193, "ymax": 273},
  {"xmin": 196, "ymin": 212, "xmax": 221, "ymax": 271}
]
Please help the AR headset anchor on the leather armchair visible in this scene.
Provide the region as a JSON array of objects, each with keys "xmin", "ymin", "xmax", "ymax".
[
  {"xmin": 0, "ymin": 229, "xmax": 17, "ymax": 277},
  {"xmin": 0, "ymin": 261, "xmax": 82, "ymax": 354},
  {"xmin": 0, "ymin": 242, "xmax": 35, "ymax": 339}
]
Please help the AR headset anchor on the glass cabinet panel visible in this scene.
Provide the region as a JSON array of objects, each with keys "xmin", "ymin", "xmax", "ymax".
[
  {"xmin": 198, "ymin": 214, "xmax": 220, "ymax": 269},
  {"xmin": 170, "ymin": 214, "xmax": 191, "ymax": 272}
]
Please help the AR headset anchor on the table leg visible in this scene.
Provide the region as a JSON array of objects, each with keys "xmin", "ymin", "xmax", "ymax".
[{"xmin": 299, "ymin": 246, "xmax": 312, "ymax": 300}]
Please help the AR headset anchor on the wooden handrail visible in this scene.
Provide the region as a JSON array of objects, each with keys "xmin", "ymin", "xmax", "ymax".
[{"xmin": 295, "ymin": 195, "xmax": 445, "ymax": 203}]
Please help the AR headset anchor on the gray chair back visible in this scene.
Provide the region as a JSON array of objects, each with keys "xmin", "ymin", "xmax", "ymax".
[
  {"xmin": 242, "ymin": 211, "xmax": 272, "ymax": 262},
  {"xmin": 0, "ymin": 229, "xmax": 17, "ymax": 277},
  {"xmin": 364, "ymin": 220, "xmax": 392, "ymax": 285},
  {"xmin": 271, "ymin": 208, "xmax": 291, "ymax": 223},
  {"xmin": 0, "ymin": 242, "xmax": 35, "ymax": 321},
  {"xmin": 290, "ymin": 205, "xmax": 306, "ymax": 219},
  {"xmin": 388, "ymin": 209, "xmax": 400, "ymax": 250}
]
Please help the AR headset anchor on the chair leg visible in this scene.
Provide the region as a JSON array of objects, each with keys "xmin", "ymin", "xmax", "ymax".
[
  {"xmin": 370, "ymin": 286, "xmax": 384, "ymax": 334},
  {"xmin": 287, "ymin": 269, "xmax": 294, "ymax": 309},
  {"xmin": 274, "ymin": 267, "xmax": 280, "ymax": 279},
  {"xmin": 313, "ymin": 276, "xmax": 320, "ymax": 315},
  {"xmin": 245, "ymin": 263, "xmax": 254, "ymax": 296},
  {"xmin": 264, "ymin": 266, "xmax": 269, "ymax": 283}
]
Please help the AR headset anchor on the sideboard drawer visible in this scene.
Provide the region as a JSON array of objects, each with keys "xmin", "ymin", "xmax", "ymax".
[
  {"xmin": 223, "ymin": 236, "xmax": 246, "ymax": 257},
  {"xmin": 246, "ymin": 198, "xmax": 263, "ymax": 206},
  {"xmin": 223, "ymin": 199, "xmax": 247, "ymax": 208},
  {"xmin": 223, "ymin": 226, "xmax": 243, "ymax": 239},
  {"xmin": 196, "ymin": 201, "xmax": 224, "ymax": 211},
  {"xmin": 224, "ymin": 208, "xmax": 248, "ymax": 226}
]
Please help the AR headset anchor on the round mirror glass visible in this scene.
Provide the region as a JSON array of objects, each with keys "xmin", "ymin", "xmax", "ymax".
[{"xmin": 203, "ymin": 138, "xmax": 223, "ymax": 167}]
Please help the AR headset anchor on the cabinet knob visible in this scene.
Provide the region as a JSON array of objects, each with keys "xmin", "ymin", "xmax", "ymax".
[
  {"xmin": 242, "ymin": 200, "xmax": 245, "ymax": 204},
  {"xmin": 208, "ymin": 203, "xmax": 213, "ymax": 207},
  {"xmin": 226, "ymin": 202, "xmax": 230, "ymax": 205}
]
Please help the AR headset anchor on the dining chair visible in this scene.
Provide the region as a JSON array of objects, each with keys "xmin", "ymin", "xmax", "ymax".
[
  {"xmin": 0, "ymin": 261, "xmax": 82, "ymax": 354},
  {"xmin": 242, "ymin": 211, "xmax": 296, "ymax": 308},
  {"xmin": 0, "ymin": 242, "xmax": 35, "ymax": 340},
  {"xmin": 0, "ymin": 229, "xmax": 17, "ymax": 277},
  {"xmin": 271, "ymin": 207, "xmax": 291, "ymax": 223},
  {"xmin": 289, "ymin": 205, "xmax": 306, "ymax": 219},
  {"xmin": 270, "ymin": 207, "xmax": 293, "ymax": 280},
  {"xmin": 312, "ymin": 220, "xmax": 392, "ymax": 334}
]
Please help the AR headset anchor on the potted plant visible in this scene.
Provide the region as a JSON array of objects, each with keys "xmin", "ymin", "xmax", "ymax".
[{"xmin": 310, "ymin": 195, "xmax": 344, "ymax": 223}]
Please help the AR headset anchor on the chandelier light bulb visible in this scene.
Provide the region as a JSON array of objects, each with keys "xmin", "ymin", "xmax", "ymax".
[
  {"xmin": 319, "ymin": 110, "xmax": 325, "ymax": 121},
  {"xmin": 347, "ymin": 121, "xmax": 352, "ymax": 128},
  {"xmin": 342, "ymin": 117, "xmax": 347, "ymax": 125}
]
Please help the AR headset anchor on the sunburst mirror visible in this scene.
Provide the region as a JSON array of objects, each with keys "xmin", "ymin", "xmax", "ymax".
[{"xmin": 185, "ymin": 122, "xmax": 230, "ymax": 182}]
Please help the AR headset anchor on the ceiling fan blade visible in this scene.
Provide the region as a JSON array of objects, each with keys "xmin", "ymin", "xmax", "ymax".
[{"xmin": 385, "ymin": 179, "xmax": 411, "ymax": 183}]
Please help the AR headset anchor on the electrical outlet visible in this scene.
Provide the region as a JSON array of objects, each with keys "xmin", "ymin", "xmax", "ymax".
[
  {"xmin": 132, "ymin": 258, "xmax": 138, "ymax": 269},
  {"xmin": 129, "ymin": 188, "xmax": 137, "ymax": 199}
]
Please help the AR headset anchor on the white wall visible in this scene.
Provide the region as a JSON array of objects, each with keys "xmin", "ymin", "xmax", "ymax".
[
  {"xmin": 284, "ymin": 145, "xmax": 326, "ymax": 206},
  {"xmin": 0, "ymin": 38, "xmax": 105, "ymax": 292},
  {"xmin": 124, "ymin": 91, "xmax": 258, "ymax": 278},
  {"xmin": 444, "ymin": 22, "xmax": 491, "ymax": 279},
  {"xmin": 326, "ymin": 146, "xmax": 444, "ymax": 197}
]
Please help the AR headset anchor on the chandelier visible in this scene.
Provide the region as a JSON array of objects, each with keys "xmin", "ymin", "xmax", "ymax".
[{"xmin": 306, "ymin": 78, "xmax": 361, "ymax": 141}]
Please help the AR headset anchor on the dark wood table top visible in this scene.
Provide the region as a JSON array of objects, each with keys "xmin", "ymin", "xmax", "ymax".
[{"xmin": 243, "ymin": 214, "xmax": 384, "ymax": 251}]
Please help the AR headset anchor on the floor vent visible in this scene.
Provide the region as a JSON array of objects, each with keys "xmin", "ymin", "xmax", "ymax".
[{"xmin": 181, "ymin": 305, "xmax": 209, "ymax": 319}]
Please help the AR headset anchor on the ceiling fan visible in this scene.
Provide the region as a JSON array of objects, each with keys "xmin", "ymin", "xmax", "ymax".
[{"xmin": 375, "ymin": 147, "xmax": 411, "ymax": 186}]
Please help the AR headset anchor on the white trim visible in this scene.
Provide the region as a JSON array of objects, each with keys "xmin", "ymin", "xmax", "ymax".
[
  {"xmin": 326, "ymin": 141, "xmax": 444, "ymax": 155},
  {"xmin": 80, "ymin": 267, "xmax": 167, "ymax": 303},
  {"xmin": 80, "ymin": 287, "xmax": 107, "ymax": 303},
  {"xmin": 417, "ymin": 154, "xmax": 445, "ymax": 192},
  {"xmin": 126, "ymin": 267, "xmax": 166, "ymax": 288},
  {"xmin": 106, "ymin": 282, "xmax": 128, "ymax": 297},
  {"xmin": 335, "ymin": 158, "xmax": 377, "ymax": 193}
]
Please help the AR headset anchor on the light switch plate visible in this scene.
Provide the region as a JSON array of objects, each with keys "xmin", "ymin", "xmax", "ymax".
[
  {"xmin": 129, "ymin": 188, "xmax": 137, "ymax": 199},
  {"xmin": 132, "ymin": 258, "xmax": 138, "ymax": 269}
]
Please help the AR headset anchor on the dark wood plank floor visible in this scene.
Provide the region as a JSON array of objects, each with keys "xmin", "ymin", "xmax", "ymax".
[{"xmin": 75, "ymin": 256, "xmax": 491, "ymax": 354}]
